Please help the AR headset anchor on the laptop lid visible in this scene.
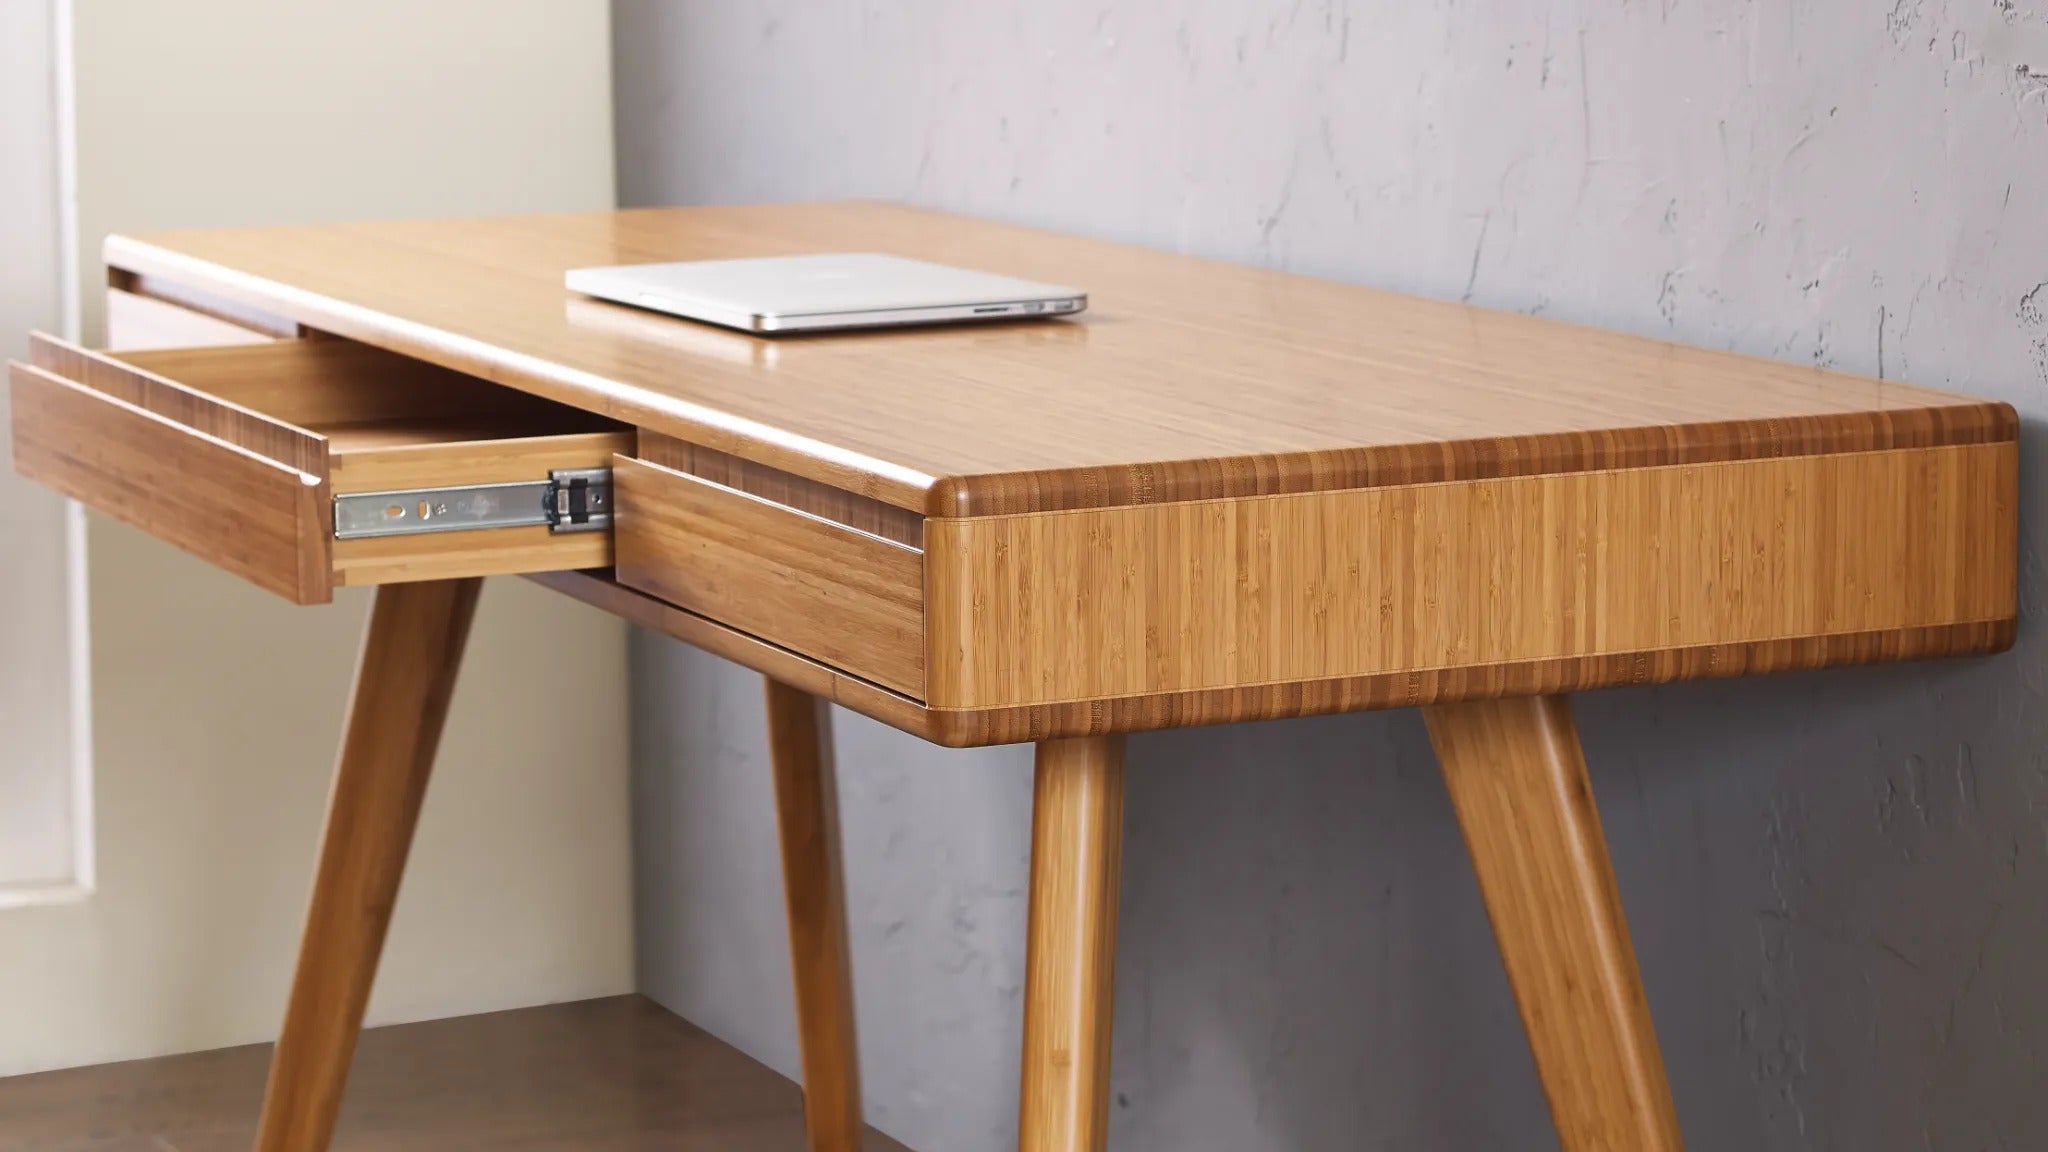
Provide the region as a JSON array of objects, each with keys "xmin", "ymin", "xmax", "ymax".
[{"xmin": 566, "ymin": 252, "xmax": 1087, "ymax": 333}]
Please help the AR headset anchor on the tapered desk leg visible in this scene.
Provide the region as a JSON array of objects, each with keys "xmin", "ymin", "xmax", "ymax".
[
  {"xmin": 765, "ymin": 678, "xmax": 866, "ymax": 1152},
  {"xmin": 1018, "ymin": 735, "xmax": 1126, "ymax": 1152},
  {"xmin": 253, "ymin": 578, "xmax": 482, "ymax": 1152},
  {"xmin": 1423, "ymin": 695, "xmax": 1684, "ymax": 1152}
]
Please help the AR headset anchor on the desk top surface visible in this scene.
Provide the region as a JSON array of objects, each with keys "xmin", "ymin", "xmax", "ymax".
[{"xmin": 109, "ymin": 201, "xmax": 2010, "ymax": 516}]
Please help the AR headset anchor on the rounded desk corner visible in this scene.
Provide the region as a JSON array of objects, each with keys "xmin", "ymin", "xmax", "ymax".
[
  {"xmin": 1985, "ymin": 399, "xmax": 2022, "ymax": 440},
  {"xmin": 1985, "ymin": 615, "xmax": 2020, "ymax": 656},
  {"xmin": 922, "ymin": 710, "xmax": 1015, "ymax": 749},
  {"xmin": 924, "ymin": 475, "xmax": 980, "ymax": 518}
]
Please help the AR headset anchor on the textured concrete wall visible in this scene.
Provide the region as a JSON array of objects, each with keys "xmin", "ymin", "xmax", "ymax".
[{"xmin": 615, "ymin": 3, "xmax": 2048, "ymax": 1149}]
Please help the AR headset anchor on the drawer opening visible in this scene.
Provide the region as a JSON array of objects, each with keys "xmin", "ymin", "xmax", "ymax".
[
  {"xmin": 11, "ymin": 332, "xmax": 632, "ymax": 603},
  {"xmin": 111, "ymin": 338, "xmax": 622, "ymax": 475}
]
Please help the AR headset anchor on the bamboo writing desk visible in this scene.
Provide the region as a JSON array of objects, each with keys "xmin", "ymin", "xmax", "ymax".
[{"xmin": 8, "ymin": 202, "xmax": 2017, "ymax": 1152}]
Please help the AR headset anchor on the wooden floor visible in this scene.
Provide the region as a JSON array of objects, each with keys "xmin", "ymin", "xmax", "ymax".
[{"xmin": 0, "ymin": 996, "xmax": 910, "ymax": 1151}]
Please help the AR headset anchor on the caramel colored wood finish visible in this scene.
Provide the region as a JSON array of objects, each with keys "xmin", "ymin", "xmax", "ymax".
[
  {"xmin": 614, "ymin": 456, "xmax": 927, "ymax": 697},
  {"xmin": 88, "ymin": 203, "xmax": 2016, "ymax": 718},
  {"xmin": 116, "ymin": 338, "xmax": 589, "ymax": 432},
  {"xmin": 256, "ymin": 578, "xmax": 481, "ymax": 1152},
  {"xmin": 531, "ymin": 569, "xmax": 936, "ymax": 735},
  {"xmin": 927, "ymin": 443, "xmax": 2017, "ymax": 710},
  {"xmin": 1019, "ymin": 736, "xmax": 1127, "ymax": 1152},
  {"xmin": 765, "ymin": 679, "xmax": 866, "ymax": 1152},
  {"xmin": 327, "ymin": 430, "xmax": 631, "ymax": 586},
  {"xmin": 9, "ymin": 361, "xmax": 332, "ymax": 602},
  {"xmin": 641, "ymin": 432, "xmax": 925, "ymax": 548},
  {"xmin": 332, "ymin": 526, "xmax": 613, "ymax": 587},
  {"xmin": 928, "ymin": 622, "xmax": 2015, "ymax": 744},
  {"xmin": 30, "ymin": 332, "xmax": 326, "ymax": 472},
  {"xmin": 39, "ymin": 206, "xmax": 2017, "ymax": 1152},
  {"xmin": 536, "ymin": 571, "xmax": 2013, "ymax": 749},
  {"xmin": 12, "ymin": 332, "xmax": 632, "ymax": 600},
  {"xmin": 106, "ymin": 204, "xmax": 2012, "ymax": 515},
  {"xmin": 327, "ymin": 429, "xmax": 631, "ymax": 493},
  {"xmin": 1425, "ymin": 696, "xmax": 1684, "ymax": 1152},
  {"xmin": 0, "ymin": 996, "xmax": 910, "ymax": 1152}
]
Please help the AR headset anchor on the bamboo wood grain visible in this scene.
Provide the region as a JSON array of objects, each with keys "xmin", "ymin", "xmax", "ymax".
[
  {"xmin": 1424, "ymin": 695, "xmax": 1684, "ymax": 1152},
  {"xmin": 117, "ymin": 338, "xmax": 586, "ymax": 433},
  {"xmin": 323, "ymin": 424, "xmax": 626, "ymax": 481},
  {"xmin": 765, "ymin": 679, "xmax": 866, "ymax": 1152},
  {"xmin": 105, "ymin": 204, "xmax": 2013, "ymax": 515},
  {"xmin": 640, "ymin": 432, "xmax": 924, "ymax": 548},
  {"xmin": 613, "ymin": 456, "xmax": 927, "ymax": 697},
  {"xmin": 332, "ymin": 526, "xmax": 613, "ymax": 587},
  {"xmin": 528, "ymin": 569, "xmax": 937, "ymax": 737},
  {"xmin": 8, "ymin": 361, "xmax": 332, "ymax": 603},
  {"xmin": 926, "ymin": 443, "xmax": 2016, "ymax": 710},
  {"xmin": 21, "ymin": 329, "xmax": 633, "ymax": 596},
  {"xmin": 532, "ymin": 571, "xmax": 2012, "ymax": 748},
  {"xmin": 324, "ymin": 428, "xmax": 628, "ymax": 587},
  {"xmin": 45, "ymin": 208, "xmax": 2019, "ymax": 1152},
  {"xmin": 283, "ymin": 420, "xmax": 626, "ymax": 582},
  {"xmin": 326, "ymin": 429, "xmax": 631, "ymax": 490},
  {"xmin": 30, "ymin": 332, "xmax": 327, "ymax": 474},
  {"xmin": 1018, "ymin": 736, "xmax": 1126, "ymax": 1152},
  {"xmin": 35, "ymin": 333, "xmax": 619, "ymax": 474},
  {"xmin": 76, "ymin": 208, "xmax": 2021, "ymax": 710},
  {"xmin": 926, "ymin": 619, "xmax": 2015, "ymax": 744},
  {"xmin": 254, "ymin": 578, "xmax": 482, "ymax": 1152}
]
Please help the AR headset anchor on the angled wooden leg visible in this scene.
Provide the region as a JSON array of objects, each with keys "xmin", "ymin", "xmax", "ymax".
[
  {"xmin": 765, "ymin": 678, "xmax": 864, "ymax": 1152},
  {"xmin": 1018, "ymin": 735, "xmax": 1126, "ymax": 1152},
  {"xmin": 1423, "ymin": 695, "xmax": 1684, "ymax": 1152},
  {"xmin": 253, "ymin": 578, "xmax": 482, "ymax": 1152}
]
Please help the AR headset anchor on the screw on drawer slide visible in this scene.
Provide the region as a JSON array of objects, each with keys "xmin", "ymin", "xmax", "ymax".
[{"xmin": 333, "ymin": 467, "xmax": 611, "ymax": 540}]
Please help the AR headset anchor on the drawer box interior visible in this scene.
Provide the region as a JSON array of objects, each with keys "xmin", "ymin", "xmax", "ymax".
[{"xmin": 10, "ymin": 332, "xmax": 631, "ymax": 603}]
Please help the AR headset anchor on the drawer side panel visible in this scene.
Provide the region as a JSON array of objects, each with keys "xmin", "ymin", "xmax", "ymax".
[{"xmin": 29, "ymin": 332, "xmax": 325, "ymax": 474}]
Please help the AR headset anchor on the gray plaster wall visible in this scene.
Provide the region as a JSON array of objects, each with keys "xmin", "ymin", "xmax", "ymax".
[{"xmin": 613, "ymin": 3, "xmax": 2048, "ymax": 1149}]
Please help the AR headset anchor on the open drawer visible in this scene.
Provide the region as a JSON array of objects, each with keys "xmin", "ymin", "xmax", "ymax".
[{"xmin": 8, "ymin": 332, "xmax": 632, "ymax": 604}]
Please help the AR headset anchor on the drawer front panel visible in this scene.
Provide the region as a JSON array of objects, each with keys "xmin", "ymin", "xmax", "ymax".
[
  {"xmin": 614, "ymin": 456, "xmax": 926, "ymax": 697},
  {"xmin": 10, "ymin": 362, "xmax": 330, "ymax": 602}
]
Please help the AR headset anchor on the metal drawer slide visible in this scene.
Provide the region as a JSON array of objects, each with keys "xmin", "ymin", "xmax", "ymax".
[{"xmin": 334, "ymin": 467, "xmax": 611, "ymax": 540}]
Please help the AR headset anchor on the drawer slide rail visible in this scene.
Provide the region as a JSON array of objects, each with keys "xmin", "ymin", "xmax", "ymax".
[{"xmin": 333, "ymin": 467, "xmax": 611, "ymax": 540}]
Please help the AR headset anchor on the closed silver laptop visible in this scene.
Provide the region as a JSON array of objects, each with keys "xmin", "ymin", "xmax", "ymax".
[{"xmin": 566, "ymin": 252, "xmax": 1087, "ymax": 333}]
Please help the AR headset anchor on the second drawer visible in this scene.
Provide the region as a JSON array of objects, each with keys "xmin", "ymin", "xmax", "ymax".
[{"xmin": 612, "ymin": 454, "xmax": 927, "ymax": 699}]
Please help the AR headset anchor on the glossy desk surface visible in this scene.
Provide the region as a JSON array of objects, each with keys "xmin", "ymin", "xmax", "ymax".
[
  {"xmin": 78, "ymin": 202, "xmax": 2017, "ymax": 745},
  {"xmin": 107, "ymin": 201, "xmax": 2009, "ymax": 516}
]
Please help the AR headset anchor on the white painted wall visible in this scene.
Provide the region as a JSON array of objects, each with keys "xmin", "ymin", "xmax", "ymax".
[
  {"xmin": 0, "ymin": 0, "xmax": 630, "ymax": 1077},
  {"xmin": 0, "ymin": 0, "xmax": 88, "ymax": 901}
]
